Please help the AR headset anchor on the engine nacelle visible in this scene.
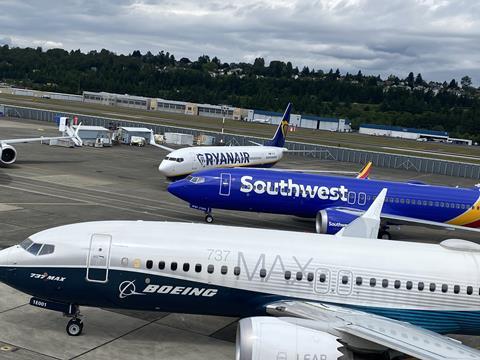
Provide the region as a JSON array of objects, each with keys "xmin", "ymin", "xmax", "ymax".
[
  {"xmin": 0, "ymin": 144, "xmax": 17, "ymax": 165},
  {"xmin": 315, "ymin": 209, "xmax": 359, "ymax": 234},
  {"xmin": 236, "ymin": 317, "xmax": 352, "ymax": 360}
]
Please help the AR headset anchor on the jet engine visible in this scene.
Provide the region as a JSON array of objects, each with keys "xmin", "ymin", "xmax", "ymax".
[
  {"xmin": 236, "ymin": 317, "xmax": 353, "ymax": 360},
  {"xmin": 0, "ymin": 144, "xmax": 17, "ymax": 165},
  {"xmin": 315, "ymin": 209, "xmax": 358, "ymax": 234}
]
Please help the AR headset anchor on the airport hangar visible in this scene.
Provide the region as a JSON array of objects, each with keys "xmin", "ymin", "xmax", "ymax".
[{"xmin": 2, "ymin": 114, "xmax": 480, "ymax": 359}]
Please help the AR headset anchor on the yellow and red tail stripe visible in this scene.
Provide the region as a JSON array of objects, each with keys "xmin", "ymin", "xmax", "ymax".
[
  {"xmin": 356, "ymin": 161, "xmax": 373, "ymax": 179},
  {"xmin": 447, "ymin": 195, "xmax": 480, "ymax": 227}
]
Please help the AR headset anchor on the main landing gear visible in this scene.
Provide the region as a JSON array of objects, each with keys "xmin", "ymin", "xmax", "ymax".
[
  {"xmin": 65, "ymin": 305, "xmax": 83, "ymax": 336},
  {"xmin": 378, "ymin": 226, "xmax": 392, "ymax": 240}
]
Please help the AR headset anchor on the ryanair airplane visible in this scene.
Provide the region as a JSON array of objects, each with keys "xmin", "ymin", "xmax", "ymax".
[
  {"xmin": 157, "ymin": 103, "xmax": 300, "ymax": 180},
  {"xmin": 168, "ymin": 167, "xmax": 480, "ymax": 238},
  {"xmin": 1, "ymin": 191, "xmax": 480, "ymax": 359}
]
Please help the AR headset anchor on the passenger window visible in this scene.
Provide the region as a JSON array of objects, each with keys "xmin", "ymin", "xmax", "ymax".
[
  {"xmin": 342, "ymin": 275, "xmax": 348, "ymax": 285},
  {"xmin": 394, "ymin": 280, "xmax": 401, "ymax": 289},
  {"xmin": 38, "ymin": 244, "xmax": 55, "ymax": 256},
  {"xmin": 442, "ymin": 284, "xmax": 448, "ymax": 293},
  {"xmin": 183, "ymin": 263, "xmax": 190, "ymax": 272},
  {"xmin": 158, "ymin": 261, "xmax": 165, "ymax": 270},
  {"xmin": 429, "ymin": 283, "xmax": 435, "ymax": 292},
  {"xmin": 221, "ymin": 266, "xmax": 228, "ymax": 275},
  {"xmin": 406, "ymin": 281, "xmax": 413, "ymax": 290},
  {"xmin": 319, "ymin": 273, "xmax": 326, "ymax": 282},
  {"xmin": 146, "ymin": 260, "xmax": 153, "ymax": 269},
  {"xmin": 207, "ymin": 265, "xmax": 214, "ymax": 274},
  {"xmin": 234, "ymin": 266, "xmax": 241, "ymax": 276},
  {"xmin": 454, "ymin": 285, "xmax": 460, "ymax": 294},
  {"xmin": 171, "ymin": 262, "xmax": 177, "ymax": 271},
  {"xmin": 370, "ymin": 278, "xmax": 376, "ymax": 287},
  {"xmin": 285, "ymin": 271, "xmax": 292, "ymax": 280},
  {"xmin": 296, "ymin": 272, "xmax": 303, "ymax": 281},
  {"xmin": 121, "ymin": 257, "xmax": 128, "ymax": 266},
  {"xmin": 382, "ymin": 279, "xmax": 388, "ymax": 288},
  {"xmin": 467, "ymin": 286, "xmax": 473, "ymax": 295},
  {"xmin": 418, "ymin": 282, "xmax": 424, "ymax": 291},
  {"xmin": 307, "ymin": 272, "xmax": 314, "ymax": 282},
  {"xmin": 195, "ymin": 264, "xmax": 202, "ymax": 273},
  {"xmin": 356, "ymin": 277, "xmax": 362, "ymax": 285}
]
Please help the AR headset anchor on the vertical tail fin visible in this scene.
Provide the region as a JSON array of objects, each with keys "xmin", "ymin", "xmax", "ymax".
[
  {"xmin": 265, "ymin": 103, "xmax": 292, "ymax": 147},
  {"xmin": 356, "ymin": 161, "xmax": 373, "ymax": 179}
]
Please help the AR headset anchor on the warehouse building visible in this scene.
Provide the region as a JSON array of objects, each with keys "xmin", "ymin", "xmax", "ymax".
[
  {"xmin": 83, "ymin": 92, "xmax": 151, "ymax": 110},
  {"xmin": 6, "ymin": 88, "xmax": 83, "ymax": 101},
  {"xmin": 118, "ymin": 127, "xmax": 153, "ymax": 144},
  {"xmin": 247, "ymin": 110, "xmax": 302, "ymax": 127},
  {"xmin": 73, "ymin": 125, "xmax": 111, "ymax": 146},
  {"xmin": 301, "ymin": 115, "xmax": 351, "ymax": 132},
  {"xmin": 156, "ymin": 98, "xmax": 187, "ymax": 114},
  {"xmin": 247, "ymin": 110, "xmax": 351, "ymax": 132},
  {"xmin": 359, "ymin": 124, "xmax": 449, "ymax": 141}
]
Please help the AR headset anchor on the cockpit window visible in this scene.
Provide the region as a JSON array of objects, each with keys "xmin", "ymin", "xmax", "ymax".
[
  {"xmin": 164, "ymin": 156, "xmax": 184, "ymax": 163},
  {"xmin": 20, "ymin": 238, "xmax": 33, "ymax": 250},
  {"xmin": 27, "ymin": 243, "xmax": 42, "ymax": 256},
  {"xmin": 188, "ymin": 176, "xmax": 205, "ymax": 184},
  {"xmin": 20, "ymin": 238, "xmax": 55, "ymax": 256},
  {"xmin": 38, "ymin": 244, "xmax": 55, "ymax": 256}
]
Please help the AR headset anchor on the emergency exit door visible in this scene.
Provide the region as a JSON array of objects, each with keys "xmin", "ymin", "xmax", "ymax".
[
  {"xmin": 219, "ymin": 173, "xmax": 231, "ymax": 196},
  {"xmin": 86, "ymin": 234, "xmax": 112, "ymax": 283}
]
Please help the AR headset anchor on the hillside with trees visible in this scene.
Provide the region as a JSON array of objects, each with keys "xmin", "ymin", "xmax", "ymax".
[{"xmin": 0, "ymin": 45, "xmax": 479, "ymax": 141}]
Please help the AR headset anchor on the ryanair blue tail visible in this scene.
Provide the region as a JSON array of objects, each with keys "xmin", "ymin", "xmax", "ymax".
[{"xmin": 265, "ymin": 103, "xmax": 292, "ymax": 147}]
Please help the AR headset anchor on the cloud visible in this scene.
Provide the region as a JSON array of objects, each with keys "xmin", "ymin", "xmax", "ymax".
[{"xmin": 0, "ymin": 0, "xmax": 479, "ymax": 84}]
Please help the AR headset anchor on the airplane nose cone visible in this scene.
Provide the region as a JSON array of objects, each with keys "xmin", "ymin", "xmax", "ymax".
[
  {"xmin": 158, "ymin": 161, "xmax": 172, "ymax": 177},
  {"xmin": 0, "ymin": 247, "xmax": 11, "ymax": 281},
  {"xmin": 167, "ymin": 180, "xmax": 187, "ymax": 200}
]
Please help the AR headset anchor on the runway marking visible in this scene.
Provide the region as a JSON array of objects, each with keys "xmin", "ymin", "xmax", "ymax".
[
  {"xmin": 6, "ymin": 173, "xmax": 308, "ymax": 230},
  {"xmin": 0, "ymin": 183, "xmax": 188, "ymax": 222}
]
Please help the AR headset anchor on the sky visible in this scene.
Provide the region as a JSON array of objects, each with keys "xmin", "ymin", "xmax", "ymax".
[{"xmin": 0, "ymin": 0, "xmax": 479, "ymax": 85}]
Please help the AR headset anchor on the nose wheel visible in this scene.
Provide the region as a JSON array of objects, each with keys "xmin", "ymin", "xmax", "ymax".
[
  {"xmin": 205, "ymin": 213, "xmax": 214, "ymax": 223},
  {"xmin": 66, "ymin": 318, "xmax": 83, "ymax": 336}
]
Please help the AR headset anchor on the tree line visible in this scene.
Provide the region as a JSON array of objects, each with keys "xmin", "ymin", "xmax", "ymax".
[{"xmin": 0, "ymin": 45, "xmax": 479, "ymax": 141}]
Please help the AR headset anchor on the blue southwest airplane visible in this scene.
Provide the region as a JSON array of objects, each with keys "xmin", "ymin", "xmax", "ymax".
[{"xmin": 168, "ymin": 167, "xmax": 480, "ymax": 238}]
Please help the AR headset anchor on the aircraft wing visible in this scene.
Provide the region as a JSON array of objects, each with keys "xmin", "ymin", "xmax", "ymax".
[
  {"xmin": 382, "ymin": 213, "xmax": 480, "ymax": 233},
  {"xmin": 267, "ymin": 301, "xmax": 480, "ymax": 360},
  {"xmin": 1, "ymin": 135, "xmax": 72, "ymax": 145},
  {"xmin": 247, "ymin": 161, "xmax": 373, "ymax": 178}
]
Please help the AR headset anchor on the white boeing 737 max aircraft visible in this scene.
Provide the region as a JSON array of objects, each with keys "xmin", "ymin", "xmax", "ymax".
[{"xmin": 1, "ymin": 190, "xmax": 480, "ymax": 359}]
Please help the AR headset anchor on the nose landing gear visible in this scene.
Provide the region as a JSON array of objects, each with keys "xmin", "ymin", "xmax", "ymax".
[
  {"xmin": 205, "ymin": 213, "xmax": 214, "ymax": 223},
  {"xmin": 65, "ymin": 305, "xmax": 83, "ymax": 336},
  {"xmin": 66, "ymin": 318, "xmax": 83, "ymax": 336}
]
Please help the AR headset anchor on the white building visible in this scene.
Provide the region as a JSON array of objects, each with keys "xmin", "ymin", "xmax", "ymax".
[{"xmin": 359, "ymin": 124, "xmax": 449, "ymax": 141}]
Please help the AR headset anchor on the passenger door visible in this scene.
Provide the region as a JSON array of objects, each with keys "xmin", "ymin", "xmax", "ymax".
[
  {"xmin": 219, "ymin": 173, "xmax": 231, "ymax": 196},
  {"xmin": 86, "ymin": 234, "xmax": 112, "ymax": 283}
]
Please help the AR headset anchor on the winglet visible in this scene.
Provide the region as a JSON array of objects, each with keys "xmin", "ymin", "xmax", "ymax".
[
  {"xmin": 265, "ymin": 103, "xmax": 292, "ymax": 148},
  {"xmin": 335, "ymin": 188, "xmax": 387, "ymax": 239},
  {"xmin": 356, "ymin": 161, "xmax": 373, "ymax": 179}
]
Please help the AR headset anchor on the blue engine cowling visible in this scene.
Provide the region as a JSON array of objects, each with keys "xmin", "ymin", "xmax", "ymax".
[{"xmin": 315, "ymin": 209, "xmax": 359, "ymax": 234}]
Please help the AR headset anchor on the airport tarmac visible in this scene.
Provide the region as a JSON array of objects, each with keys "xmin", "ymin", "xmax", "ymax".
[{"xmin": 1, "ymin": 117, "xmax": 480, "ymax": 359}]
